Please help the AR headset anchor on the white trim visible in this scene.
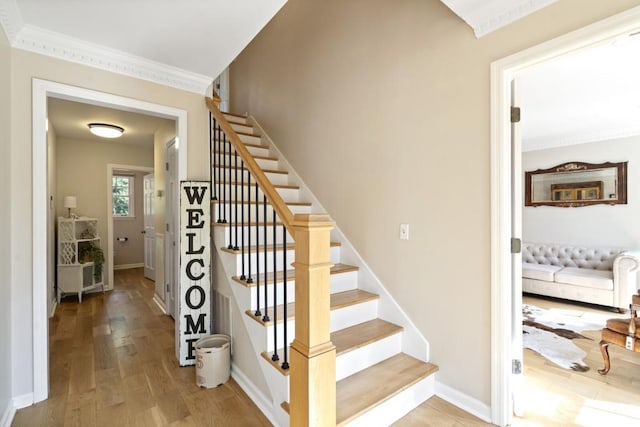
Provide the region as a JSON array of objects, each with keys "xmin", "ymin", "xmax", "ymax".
[
  {"xmin": 48, "ymin": 298, "xmax": 57, "ymax": 319},
  {"xmin": 231, "ymin": 363, "xmax": 279, "ymax": 427},
  {"xmin": 0, "ymin": 0, "xmax": 23, "ymax": 43},
  {"xmin": 435, "ymin": 381, "xmax": 492, "ymax": 423},
  {"xmin": 0, "ymin": 400, "xmax": 15, "ymax": 427},
  {"xmin": 490, "ymin": 6, "xmax": 640, "ymax": 426},
  {"xmin": 474, "ymin": 0, "xmax": 559, "ymax": 38},
  {"xmin": 32, "ymin": 78, "xmax": 188, "ymax": 403},
  {"xmin": 107, "ymin": 164, "xmax": 153, "ymax": 290},
  {"xmin": 153, "ymin": 294, "xmax": 167, "ymax": 314},
  {"xmin": 0, "ymin": 393, "xmax": 34, "ymax": 427},
  {"xmin": 11, "ymin": 25, "xmax": 212, "ymax": 94},
  {"xmin": 113, "ymin": 263, "xmax": 145, "ymax": 270}
]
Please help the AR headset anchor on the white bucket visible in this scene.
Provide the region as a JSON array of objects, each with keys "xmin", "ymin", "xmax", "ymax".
[{"xmin": 195, "ymin": 334, "xmax": 231, "ymax": 388}]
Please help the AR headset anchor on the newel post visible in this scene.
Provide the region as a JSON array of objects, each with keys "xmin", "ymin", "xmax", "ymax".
[{"xmin": 290, "ymin": 214, "xmax": 336, "ymax": 426}]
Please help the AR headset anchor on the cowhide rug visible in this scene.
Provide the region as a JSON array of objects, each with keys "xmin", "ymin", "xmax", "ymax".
[{"xmin": 522, "ymin": 304, "xmax": 606, "ymax": 372}]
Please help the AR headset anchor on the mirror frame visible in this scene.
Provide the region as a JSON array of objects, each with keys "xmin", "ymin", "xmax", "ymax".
[{"xmin": 525, "ymin": 161, "xmax": 627, "ymax": 207}]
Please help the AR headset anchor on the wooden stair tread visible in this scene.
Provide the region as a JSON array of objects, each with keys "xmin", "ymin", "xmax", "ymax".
[
  {"xmin": 245, "ymin": 288, "xmax": 376, "ymax": 326},
  {"xmin": 261, "ymin": 319, "xmax": 403, "ymax": 377},
  {"xmin": 223, "ymin": 241, "xmax": 340, "ymax": 255},
  {"xmin": 233, "ymin": 263, "xmax": 358, "ymax": 287},
  {"xmin": 227, "ymin": 119, "xmax": 252, "ymax": 127},
  {"xmin": 336, "ymin": 353, "xmax": 438, "ymax": 426},
  {"xmin": 332, "ymin": 319, "xmax": 403, "ymax": 356}
]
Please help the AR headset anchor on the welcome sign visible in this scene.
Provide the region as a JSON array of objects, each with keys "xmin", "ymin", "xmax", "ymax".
[{"xmin": 177, "ymin": 181, "xmax": 211, "ymax": 366}]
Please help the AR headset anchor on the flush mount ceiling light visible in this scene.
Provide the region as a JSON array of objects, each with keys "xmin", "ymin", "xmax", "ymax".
[{"xmin": 88, "ymin": 123, "xmax": 124, "ymax": 138}]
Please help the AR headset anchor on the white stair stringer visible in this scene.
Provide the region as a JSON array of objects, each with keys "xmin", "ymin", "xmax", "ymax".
[{"xmin": 211, "ymin": 111, "xmax": 435, "ymax": 426}]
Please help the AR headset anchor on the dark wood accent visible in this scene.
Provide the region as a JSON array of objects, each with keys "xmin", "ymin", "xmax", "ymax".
[{"xmin": 525, "ymin": 161, "xmax": 627, "ymax": 207}]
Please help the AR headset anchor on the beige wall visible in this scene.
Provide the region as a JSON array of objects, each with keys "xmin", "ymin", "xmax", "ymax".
[
  {"xmin": 113, "ymin": 171, "xmax": 149, "ymax": 267},
  {"xmin": 230, "ymin": 0, "xmax": 640, "ymax": 405},
  {"xmin": 0, "ymin": 25, "xmax": 12, "ymax": 413},
  {"xmin": 10, "ymin": 49, "xmax": 208, "ymax": 397}
]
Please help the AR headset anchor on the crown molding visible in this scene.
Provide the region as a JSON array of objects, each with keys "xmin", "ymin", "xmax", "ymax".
[
  {"xmin": 523, "ymin": 128, "xmax": 640, "ymax": 152},
  {"xmin": 473, "ymin": 0, "xmax": 559, "ymax": 38},
  {"xmin": 0, "ymin": 0, "xmax": 23, "ymax": 42},
  {"xmin": 8, "ymin": 23, "xmax": 213, "ymax": 94}
]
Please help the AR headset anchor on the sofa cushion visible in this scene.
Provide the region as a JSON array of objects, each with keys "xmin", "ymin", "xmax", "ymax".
[
  {"xmin": 554, "ymin": 267, "xmax": 614, "ymax": 290},
  {"xmin": 523, "ymin": 263, "xmax": 562, "ymax": 281}
]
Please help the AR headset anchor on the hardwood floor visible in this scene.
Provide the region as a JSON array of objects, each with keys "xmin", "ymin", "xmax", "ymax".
[
  {"xmin": 13, "ymin": 268, "xmax": 271, "ymax": 427},
  {"xmin": 11, "ymin": 267, "xmax": 492, "ymax": 426},
  {"xmin": 511, "ymin": 295, "xmax": 640, "ymax": 426}
]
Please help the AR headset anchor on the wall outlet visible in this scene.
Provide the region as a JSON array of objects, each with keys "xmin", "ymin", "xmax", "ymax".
[{"xmin": 400, "ymin": 223, "xmax": 409, "ymax": 240}]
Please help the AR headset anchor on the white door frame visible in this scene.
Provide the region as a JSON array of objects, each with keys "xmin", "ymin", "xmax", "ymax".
[
  {"xmin": 490, "ymin": 6, "xmax": 640, "ymax": 425},
  {"xmin": 107, "ymin": 164, "xmax": 154, "ymax": 289},
  {"xmin": 32, "ymin": 79, "xmax": 188, "ymax": 403}
]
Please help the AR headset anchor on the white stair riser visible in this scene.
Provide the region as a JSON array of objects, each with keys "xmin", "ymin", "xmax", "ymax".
[
  {"xmin": 215, "ymin": 158, "xmax": 279, "ymax": 170},
  {"xmin": 231, "ymin": 246, "xmax": 342, "ymax": 277},
  {"xmin": 254, "ymin": 157, "xmax": 279, "ymax": 170},
  {"xmin": 213, "ymin": 168, "xmax": 290, "ymax": 186},
  {"xmin": 212, "ymin": 202, "xmax": 311, "ymax": 222},
  {"xmin": 344, "ymin": 375, "xmax": 435, "ymax": 427},
  {"xmin": 330, "ymin": 271, "xmax": 359, "ymax": 293},
  {"xmin": 228, "ymin": 122, "xmax": 254, "ymax": 134},
  {"xmin": 213, "ymin": 225, "xmax": 292, "ymax": 247},
  {"xmin": 336, "ymin": 334, "xmax": 402, "ymax": 381},
  {"xmin": 265, "ymin": 321, "xmax": 296, "ymax": 353},
  {"xmin": 213, "ymin": 144, "xmax": 271, "ymax": 158},
  {"xmin": 330, "ymin": 299, "xmax": 378, "ymax": 333},
  {"xmin": 213, "ymin": 184, "xmax": 299, "ymax": 203},
  {"xmin": 238, "ymin": 133, "xmax": 262, "ymax": 144},
  {"xmin": 222, "ymin": 114, "xmax": 247, "ymax": 124},
  {"xmin": 249, "ymin": 280, "xmax": 296, "ymax": 310}
]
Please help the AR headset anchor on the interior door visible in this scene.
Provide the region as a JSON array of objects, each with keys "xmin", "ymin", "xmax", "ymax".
[
  {"xmin": 143, "ymin": 173, "xmax": 155, "ymax": 281},
  {"xmin": 510, "ymin": 78, "xmax": 524, "ymax": 419},
  {"xmin": 165, "ymin": 139, "xmax": 179, "ymax": 318}
]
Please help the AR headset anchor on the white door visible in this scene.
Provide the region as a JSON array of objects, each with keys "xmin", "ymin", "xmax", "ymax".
[
  {"xmin": 510, "ymin": 79, "xmax": 524, "ymax": 419},
  {"xmin": 165, "ymin": 139, "xmax": 179, "ymax": 319},
  {"xmin": 143, "ymin": 173, "xmax": 155, "ymax": 281}
]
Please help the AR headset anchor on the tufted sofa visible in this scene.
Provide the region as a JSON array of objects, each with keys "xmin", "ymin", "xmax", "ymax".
[{"xmin": 522, "ymin": 242, "xmax": 640, "ymax": 311}]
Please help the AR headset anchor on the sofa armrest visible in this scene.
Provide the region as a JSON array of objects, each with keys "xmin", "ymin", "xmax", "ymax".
[{"xmin": 613, "ymin": 251, "xmax": 640, "ymax": 309}]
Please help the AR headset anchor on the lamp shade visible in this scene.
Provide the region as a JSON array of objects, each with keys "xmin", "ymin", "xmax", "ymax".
[{"xmin": 63, "ymin": 196, "xmax": 77, "ymax": 209}]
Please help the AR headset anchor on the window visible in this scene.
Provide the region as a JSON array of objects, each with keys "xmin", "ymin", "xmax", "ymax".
[{"xmin": 112, "ymin": 175, "xmax": 134, "ymax": 217}]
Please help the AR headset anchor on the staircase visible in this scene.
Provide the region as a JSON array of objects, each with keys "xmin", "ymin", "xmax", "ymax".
[{"xmin": 208, "ymin": 100, "xmax": 438, "ymax": 426}]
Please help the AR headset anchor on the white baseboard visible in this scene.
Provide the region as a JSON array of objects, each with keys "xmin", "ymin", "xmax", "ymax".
[
  {"xmin": 0, "ymin": 399, "xmax": 15, "ymax": 427},
  {"xmin": 1, "ymin": 393, "xmax": 34, "ymax": 427},
  {"xmin": 231, "ymin": 363, "xmax": 278, "ymax": 426},
  {"xmin": 435, "ymin": 381, "xmax": 492, "ymax": 423},
  {"xmin": 49, "ymin": 298, "xmax": 57, "ymax": 318},
  {"xmin": 152, "ymin": 294, "xmax": 167, "ymax": 314},
  {"xmin": 113, "ymin": 263, "xmax": 144, "ymax": 270}
]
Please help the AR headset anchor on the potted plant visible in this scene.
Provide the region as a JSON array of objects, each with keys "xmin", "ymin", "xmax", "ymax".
[{"xmin": 78, "ymin": 243, "xmax": 104, "ymax": 282}]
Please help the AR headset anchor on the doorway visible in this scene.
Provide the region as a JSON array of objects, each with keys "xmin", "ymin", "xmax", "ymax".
[
  {"xmin": 32, "ymin": 79, "xmax": 188, "ymax": 403},
  {"xmin": 490, "ymin": 7, "xmax": 640, "ymax": 426}
]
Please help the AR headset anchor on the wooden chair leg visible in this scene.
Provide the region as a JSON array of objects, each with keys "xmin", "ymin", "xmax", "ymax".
[{"xmin": 597, "ymin": 340, "xmax": 611, "ymax": 375}]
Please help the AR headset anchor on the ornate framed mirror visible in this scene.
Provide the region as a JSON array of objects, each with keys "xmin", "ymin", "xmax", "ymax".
[{"xmin": 525, "ymin": 161, "xmax": 627, "ymax": 207}]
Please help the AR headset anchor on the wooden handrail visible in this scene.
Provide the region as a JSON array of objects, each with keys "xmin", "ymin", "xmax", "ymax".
[{"xmin": 205, "ymin": 96, "xmax": 295, "ymax": 230}]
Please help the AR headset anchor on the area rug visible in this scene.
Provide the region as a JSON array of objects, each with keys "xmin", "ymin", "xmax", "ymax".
[{"xmin": 522, "ymin": 304, "xmax": 607, "ymax": 372}]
